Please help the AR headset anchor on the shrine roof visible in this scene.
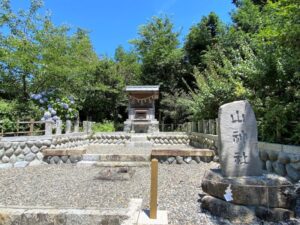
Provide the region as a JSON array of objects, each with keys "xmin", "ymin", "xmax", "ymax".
[{"xmin": 125, "ymin": 85, "xmax": 160, "ymax": 92}]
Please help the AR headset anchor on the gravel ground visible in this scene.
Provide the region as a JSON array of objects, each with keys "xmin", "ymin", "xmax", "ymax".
[{"xmin": 0, "ymin": 163, "xmax": 298, "ymax": 225}]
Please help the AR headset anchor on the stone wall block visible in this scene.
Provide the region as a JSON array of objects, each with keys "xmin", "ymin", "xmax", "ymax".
[
  {"xmin": 42, "ymin": 140, "xmax": 51, "ymax": 147},
  {"xmin": 2, "ymin": 155, "xmax": 9, "ymax": 163},
  {"xmin": 17, "ymin": 154, "xmax": 25, "ymax": 161},
  {"xmin": 268, "ymin": 151, "xmax": 279, "ymax": 161},
  {"xmin": 22, "ymin": 146, "xmax": 31, "ymax": 155},
  {"xmin": 266, "ymin": 160, "xmax": 273, "ymax": 172},
  {"xmin": 14, "ymin": 146, "xmax": 22, "ymax": 156},
  {"xmin": 278, "ymin": 152, "xmax": 290, "ymax": 164},
  {"xmin": 36, "ymin": 152, "xmax": 44, "ymax": 161},
  {"xmin": 5, "ymin": 148, "xmax": 14, "ymax": 157},
  {"xmin": 0, "ymin": 149, "xmax": 4, "ymax": 159},
  {"xmin": 0, "ymin": 142, "xmax": 3, "ymax": 148},
  {"xmin": 272, "ymin": 161, "xmax": 287, "ymax": 176},
  {"xmin": 4, "ymin": 142, "xmax": 11, "ymax": 149},
  {"xmin": 9, "ymin": 154, "xmax": 17, "ymax": 164},
  {"xmin": 286, "ymin": 164, "xmax": 300, "ymax": 182},
  {"xmin": 25, "ymin": 152, "xmax": 36, "ymax": 162},
  {"xmin": 19, "ymin": 142, "xmax": 26, "ymax": 148},
  {"xmin": 290, "ymin": 154, "xmax": 300, "ymax": 163},
  {"xmin": 26, "ymin": 141, "xmax": 34, "ymax": 148},
  {"xmin": 12, "ymin": 143, "xmax": 18, "ymax": 150},
  {"xmin": 260, "ymin": 150, "xmax": 269, "ymax": 161},
  {"xmin": 290, "ymin": 162, "xmax": 300, "ymax": 171},
  {"xmin": 31, "ymin": 146, "xmax": 40, "ymax": 154}
]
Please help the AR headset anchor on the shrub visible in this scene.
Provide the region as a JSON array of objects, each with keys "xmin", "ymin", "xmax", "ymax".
[{"xmin": 92, "ymin": 121, "xmax": 115, "ymax": 132}]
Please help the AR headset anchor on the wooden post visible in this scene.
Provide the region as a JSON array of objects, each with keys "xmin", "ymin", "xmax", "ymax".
[
  {"xmin": 29, "ymin": 119, "xmax": 34, "ymax": 136},
  {"xmin": 150, "ymin": 159, "xmax": 158, "ymax": 219}
]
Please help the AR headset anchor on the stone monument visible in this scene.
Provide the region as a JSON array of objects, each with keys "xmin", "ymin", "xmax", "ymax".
[
  {"xmin": 123, "ymin": 85, "xmax": 159, "ymax": 133},
  {"xmin": 218, "ymin": 100, "xmax": 263, "ymax": 177},
  {"xmin": 201, "ymin": 100, "xmax": 296, "ymax": 223}
]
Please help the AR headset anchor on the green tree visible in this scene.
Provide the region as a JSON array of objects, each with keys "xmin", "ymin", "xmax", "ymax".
[
  {"xmin": 131, "ymin": 16, "xmax": 185, "ymax": 92},
  {"xmin": 184, "ymin": 12, "xmax": 225, "ymax": 66}
]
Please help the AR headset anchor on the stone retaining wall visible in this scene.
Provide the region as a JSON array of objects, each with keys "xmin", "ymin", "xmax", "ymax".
[
  {"xmin": 147, "ymin": 132, "xmax": 190, "ymax": 145},
  {"xmin": 0, "ymin": 132, "xmax": 132, "ymax": 168},
  {"xmin": 189, "ymin": 132, "xmax": 218, "ymax": 150},
  {"xmin": 188, "ymin": 133, "xmax": 300, "ymax": 182},
  {"xmin": 259, "ymin": 142, "xmax": 300, "ymax": 182}
]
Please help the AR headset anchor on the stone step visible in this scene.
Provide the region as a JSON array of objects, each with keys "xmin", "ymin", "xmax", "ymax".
[
  {"xmin": 151, "ymin": 148, "xmax": 215, "ymax": 157},
  {"xmin": 77, "ymin": 161, "xmax": 150, "ymax": 167},
  {"xmin": 82, "ymin": 154, "xmax": 150, "ymax": 162}
]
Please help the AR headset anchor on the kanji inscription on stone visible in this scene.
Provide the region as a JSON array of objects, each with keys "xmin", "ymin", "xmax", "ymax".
[{"xmin": 218, "ymin": 100, "xmax": 263, "ymax": 177}]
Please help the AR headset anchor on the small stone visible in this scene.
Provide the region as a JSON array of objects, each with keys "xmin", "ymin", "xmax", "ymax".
[
  {"xmin": 278, "ymin": 152, "xmax": 290, "ymax": 164},
  {"xmin": 9, "ymin": 154, "xmax": 17, "ymax": 164},
  {"xmin": 184, "ymin": 156, "xmax": 192, "ymax": 164},
  {"xmin": 272, "ymin": 161, "xmax": 286, "ymax": 176},
  {"xmin": 29, "ymin": 159, "xmax": 42, "ymax": 166},
  {"xmin": 0, "ymin": 143, "xmax": 3, "ymax": 148},
  {"xmin": 30, "ymin": 146, "xmax": 40, "ymax": 153},
  {"xmin": 0, "ymin": 163, "xmax": 13, "ymax": 169},
  {"xmin": 14, "ymin": 146, "xmax": 22, "ymax": 156},
  {"xmin": 290, "ymin": 162, "xmax": 300, "ymax": 171},
  {"xmin": 2, "ymin": 155, "xmax": 10, "ymax": 163},
  {"xmin": 66, "ymin": 159, "xmax": 71, "ymax": 164},
  {"xmin": 5, "ymin": 148, "xmax": 14, "ymax": 157},
  {"xmin": 167, "ymin": 157, "xmax": 175, "ymax": 164},
  {"xmin": 176, "ymin": 156, "xmax": 183, "ymax": 164},
  {"xmin": 25, "ymin": 152, "xmax": 36, "ymax": 162},
  {"xmin": 52, "ymin": 156, "xmax": 60, "ymax": 164},
  {"xmin": 266, "ymin": 160, "xmax": 273, "ymax": 172},
  {"xmin": 268, "ymin": 151, "xmax": 278, "ymax": 161},
  {"xmin": 49, "ymin": 157, "xmax": 56, "ymax": 164},
  {"xmin": 194, "ymin": 156, "xmax": 201, "ymax": 163},
  {"xmin": 286, "ymin": 164, "xmax": 300, "ymax": 182},
  {"xmin": 4, "ymin": 142, "xmax": 11, "ymax": 149},
  {"xmin": 14, "ymin": 161, "xmax": 29, "ymax": 168},
  {"xmin": 36, "ymin": 152, "xmax": 44, "ymax": 161},
  {"xmin": 260, "ymin": 150, "xmax": 269, "ymax": 161},
  {"xmin": 61, "ymin": 156, "xmax": 68, "ymax": 163},
  {"xmin": 190, "ymin": 159, "xmax": 197, "ymax": 164},
  {"xmin": 22, "ymin": 146, "xmax": 31, "ymax": 155}
]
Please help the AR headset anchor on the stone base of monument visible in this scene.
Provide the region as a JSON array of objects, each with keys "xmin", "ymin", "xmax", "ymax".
[{"xmin": 201, "ymin": 169, "xmax": 297, "ymax": 223}]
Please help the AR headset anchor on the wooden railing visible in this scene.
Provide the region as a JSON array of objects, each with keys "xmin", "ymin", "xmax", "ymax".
[
  {"xmin": 0, "ymin": 120, "xmax": 93, "ymax": 137},
  {"xmin": 0, "ymin": 119, "xmax": 45, "ymax": 137}
]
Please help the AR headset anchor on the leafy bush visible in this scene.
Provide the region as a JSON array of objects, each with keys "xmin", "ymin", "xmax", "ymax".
[{"xmin": 92, "ymin": 121, "xmax": 115, "ymax": 132}]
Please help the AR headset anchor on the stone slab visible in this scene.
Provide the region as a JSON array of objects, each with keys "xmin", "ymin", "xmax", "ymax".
[
  {"xmin": 218, "ymin": 100, "xmax": 263, "ymax": 177},
  {"xmin": 43, "ymin": 148, "xmax": 86, "ymax": 156},
  {"xmin": 201, "ymin": 169, "xmax": 295, "ymax": 209},
  {"xmin": 151, "ymin": 149, "xmax": 214, "ymax": 157},
  {"xmin": 201, "ymin": 195, "xmax": 256, "ymax": 224},
  {"xmin": 137, "ymin": 210, "xmax": 168, "ymax": 225}
]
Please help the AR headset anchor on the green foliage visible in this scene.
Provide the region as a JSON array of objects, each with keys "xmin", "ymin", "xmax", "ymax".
[
  {"xmin": 92, "ymin": 121, "xmax": 115, "ymax": 132},
  {"xmin": 184, "ymin": 12, "xmax": 225, "ymax": 66}
]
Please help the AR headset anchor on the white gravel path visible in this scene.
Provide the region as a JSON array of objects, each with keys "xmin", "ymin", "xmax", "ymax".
[{"xmin": 0, "ymin": 163, "xmax": 297, "ymax": 225}]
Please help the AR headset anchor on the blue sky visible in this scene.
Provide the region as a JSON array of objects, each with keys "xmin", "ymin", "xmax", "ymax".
[{"xmin": 11, "ymin": 0, "xmax": 235, "ymax": 57}]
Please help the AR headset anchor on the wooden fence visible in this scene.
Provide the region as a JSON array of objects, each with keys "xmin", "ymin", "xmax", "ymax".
[
  {"xmin": 185, "ymin": 119, "xmax": 218, "ymax": 135},
  {"xmin": 0, "ymin": 119, "xmax": 46, "ymax": 137}
]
